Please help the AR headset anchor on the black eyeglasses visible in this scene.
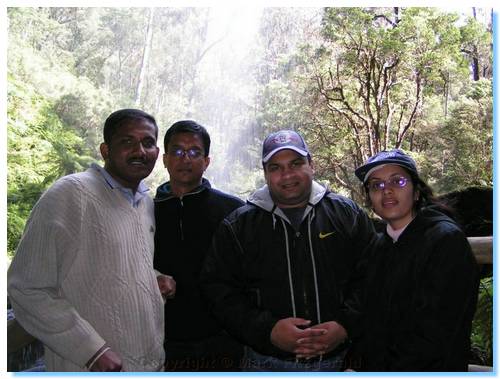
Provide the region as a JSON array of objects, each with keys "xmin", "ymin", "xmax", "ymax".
[
  {"xmin": 367, "ymin": 176, "xmax": 409, "ymax": 192},
  {"xmin": 168, "ymin": 148, "xmax": 204, "ymax": 159}
]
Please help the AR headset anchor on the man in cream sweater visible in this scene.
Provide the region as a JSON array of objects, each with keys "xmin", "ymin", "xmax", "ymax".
[{"xmin": 8, "ymin": 109, "xmax": 173, "ymax": 371}]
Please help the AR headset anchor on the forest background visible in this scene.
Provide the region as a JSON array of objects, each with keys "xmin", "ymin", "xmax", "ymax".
[{"xmin": 5, "ymin": 7, "xmax": 494, "ymax": 366}]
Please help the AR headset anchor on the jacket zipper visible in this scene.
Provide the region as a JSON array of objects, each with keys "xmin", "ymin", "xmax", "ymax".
[
  {"xmin": 179, "ymin": 198, "xmax": 184, "ymax": 240},
  {"xmin": 281, "ymin": 219, "xmax": 297, "ymax": 318}
]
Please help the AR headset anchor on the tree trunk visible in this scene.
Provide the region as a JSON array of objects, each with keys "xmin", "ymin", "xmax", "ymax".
[
  {"xmin": 471, "ymin": 7, "xmax": 480, "ymax": 81},
  {"xmin": 135, "ymin": 8, "xmax": 155, "ymax": 106}
]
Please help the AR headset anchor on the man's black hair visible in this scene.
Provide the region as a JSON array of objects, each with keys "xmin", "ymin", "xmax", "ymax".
[
  {"xmin": 103, "ymin": 109, "xmax": 158, "ymax": 145},
  {"xmin": 164, "ymin": 120, "xmax": 211, "ymax": 157}
]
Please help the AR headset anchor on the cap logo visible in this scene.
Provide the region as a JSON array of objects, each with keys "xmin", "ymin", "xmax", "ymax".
[
  {"xmin": 368, "ymin": 150, "xmax": 401, "ymax": 163},
  {"xmin": 270, "ymin": 132, "xmax": 299, "ymax": 146},
  {"xmin": 262, "ymin": 130, "xmax": 309, "ymax": 163}
]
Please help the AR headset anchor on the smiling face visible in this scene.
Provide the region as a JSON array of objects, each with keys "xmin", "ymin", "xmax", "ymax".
[
  {"xmin": 100, "ymin": 119, "xmax": 159, "ymax": 191},
  {"xmin": 163, "ymin": 132, "xmax": 210, "ymax": 196},
  {"xmin": 367, "ymin": 164, "xmax": 419, "ymax": 230},
  {"xmin": 264, "ymin": 149, "xmax": 314, "ymax": 208}
]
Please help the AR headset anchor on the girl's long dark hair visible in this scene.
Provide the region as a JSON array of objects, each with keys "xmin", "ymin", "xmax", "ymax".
[{"xmin": 409, "ymin": 173, "xmax": 456, "ymax": 219}]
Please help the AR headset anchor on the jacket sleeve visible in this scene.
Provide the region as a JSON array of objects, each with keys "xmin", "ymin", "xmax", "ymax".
[
  {"xmin": 335, "ymin": 202, "xmax": 377, "ymax": 338},
  {"xmin": 7, "ymin": 178, "xmax": 106, "ymax": 368},
  {"xmin": 388, "ymin": 227, "xmax": 479, "ymax": 371},
  {"xmin": 200, "ymin": 218, "xmax": 280, "ymax": 355}
]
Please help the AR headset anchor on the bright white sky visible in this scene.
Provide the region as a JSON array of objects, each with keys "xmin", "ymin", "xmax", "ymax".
[{"xmin": 205, "ymin": 7, "xmax": 262, "ymax": 64}]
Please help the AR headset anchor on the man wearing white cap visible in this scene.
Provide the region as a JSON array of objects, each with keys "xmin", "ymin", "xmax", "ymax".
[{"xmin": 201, "ymin": 130, "xmax": 376, "ymax": 371}]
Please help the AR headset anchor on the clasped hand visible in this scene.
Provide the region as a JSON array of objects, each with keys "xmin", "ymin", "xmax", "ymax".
[
  {"xmin": 157, "ymin": 274, "xmax": 176, "ymax": 299},
  {"xmin": 270, "ymin": 318, "xmax": 347, "ymax": 360}
]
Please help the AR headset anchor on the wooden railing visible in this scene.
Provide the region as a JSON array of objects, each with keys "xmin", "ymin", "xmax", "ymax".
[{"xmin": 468, "ymin": 236, "xmax": 493, "ymax": 264}]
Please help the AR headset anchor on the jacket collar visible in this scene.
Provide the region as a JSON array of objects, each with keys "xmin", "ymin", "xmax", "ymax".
[
  {"xmin": 155, "ymin": 177, "xmax": 211, "ymax": 201},
  {"xmin": 384, "ymin": 206, "xmax": 455, "ymax": 243},
  {"xmin": 248, "ymin": 180, "xmax": 327, "ymax": 219}
]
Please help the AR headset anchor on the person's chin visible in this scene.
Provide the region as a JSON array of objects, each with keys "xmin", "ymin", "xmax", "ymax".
[
  {"xmin": 129, "ymin": 165, "xmax": 154, "ymax": 178},
  {"xmin": 173, "ymin": 172, "xmax": 195, "ymax": 182},
  {"xmin": 280, "ymin": 196, "xmax": 306, "ymax": 207}
]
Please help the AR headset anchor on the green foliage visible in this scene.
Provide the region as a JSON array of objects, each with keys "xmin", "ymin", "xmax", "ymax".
[
  {"xmin": 7, "ymin": 40, "xmax": 98, "ymax": 259},
  {"xmin": 460, "ymin": 15, "xmax": 493, "ymax": 78},
  {"xmin": 432, "ymin": 79, "xmax": 492, "ymax": 192},
  {"xmin": 7, "ymin": 77, "xmax": 95, "ymax": 259},
  {"xmin": 471, "ymin": 277, "xmax": 493, "ymax": 365},
  {"xmin": 254, "ymin": 7, "xmax": 492, "ymax": 204}
]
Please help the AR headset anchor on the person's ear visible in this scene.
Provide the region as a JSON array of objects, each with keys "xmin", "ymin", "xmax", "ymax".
[
  {"xmin": 203, "ymin": 156, "xmax": 210, "ymax": 171},
  {"xmin": 100, "ymin": 143, "xmax": 109, "ymax": 161}
]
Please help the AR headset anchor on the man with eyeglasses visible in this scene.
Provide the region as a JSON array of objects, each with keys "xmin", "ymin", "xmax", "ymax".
[{"xmin": 153, "ymin": 120, "xmax": 245, "ymax": 371}]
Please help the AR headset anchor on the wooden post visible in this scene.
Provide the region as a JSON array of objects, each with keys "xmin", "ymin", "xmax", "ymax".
[{"xmin": 468, "ymin": 236, "xmax": 493, "ymax": 264}]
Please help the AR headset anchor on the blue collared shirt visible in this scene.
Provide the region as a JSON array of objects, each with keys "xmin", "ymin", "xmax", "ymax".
[{"xmin": 92, "ymin": 163, "xmax": 150, "ymax": 208}]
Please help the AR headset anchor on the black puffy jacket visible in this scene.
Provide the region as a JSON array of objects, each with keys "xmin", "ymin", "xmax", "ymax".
[
  {"xmin": 349, "ymin": 207, "xmax": 479, "ymax": 372},
  {"xmin": 200, "ymin": 181, "xmax": 376, "ymax": 359},
  {"xmin": 154, "ymin": 178, "xmax": 244, "ymax": 341}
]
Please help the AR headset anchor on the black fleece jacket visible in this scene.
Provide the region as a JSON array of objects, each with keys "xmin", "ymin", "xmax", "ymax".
[
  {"xmin": 153, "ymin": 178, "xmax": 244, "ymax": 341},
  {"xmin": 349, "ymin": 207, "xmax": 479, "ymax": 372}
]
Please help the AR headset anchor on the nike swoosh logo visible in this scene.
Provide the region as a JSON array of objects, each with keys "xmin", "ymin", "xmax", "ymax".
[{"xmin": 319, "ymin": 232, "xmax": 334, "ymax": 239}]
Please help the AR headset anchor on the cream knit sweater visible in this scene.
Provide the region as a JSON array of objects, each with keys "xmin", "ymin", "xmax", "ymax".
[{"xmin": 7, "ymin": 166, "xmax": 165, "ymax": 371}]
